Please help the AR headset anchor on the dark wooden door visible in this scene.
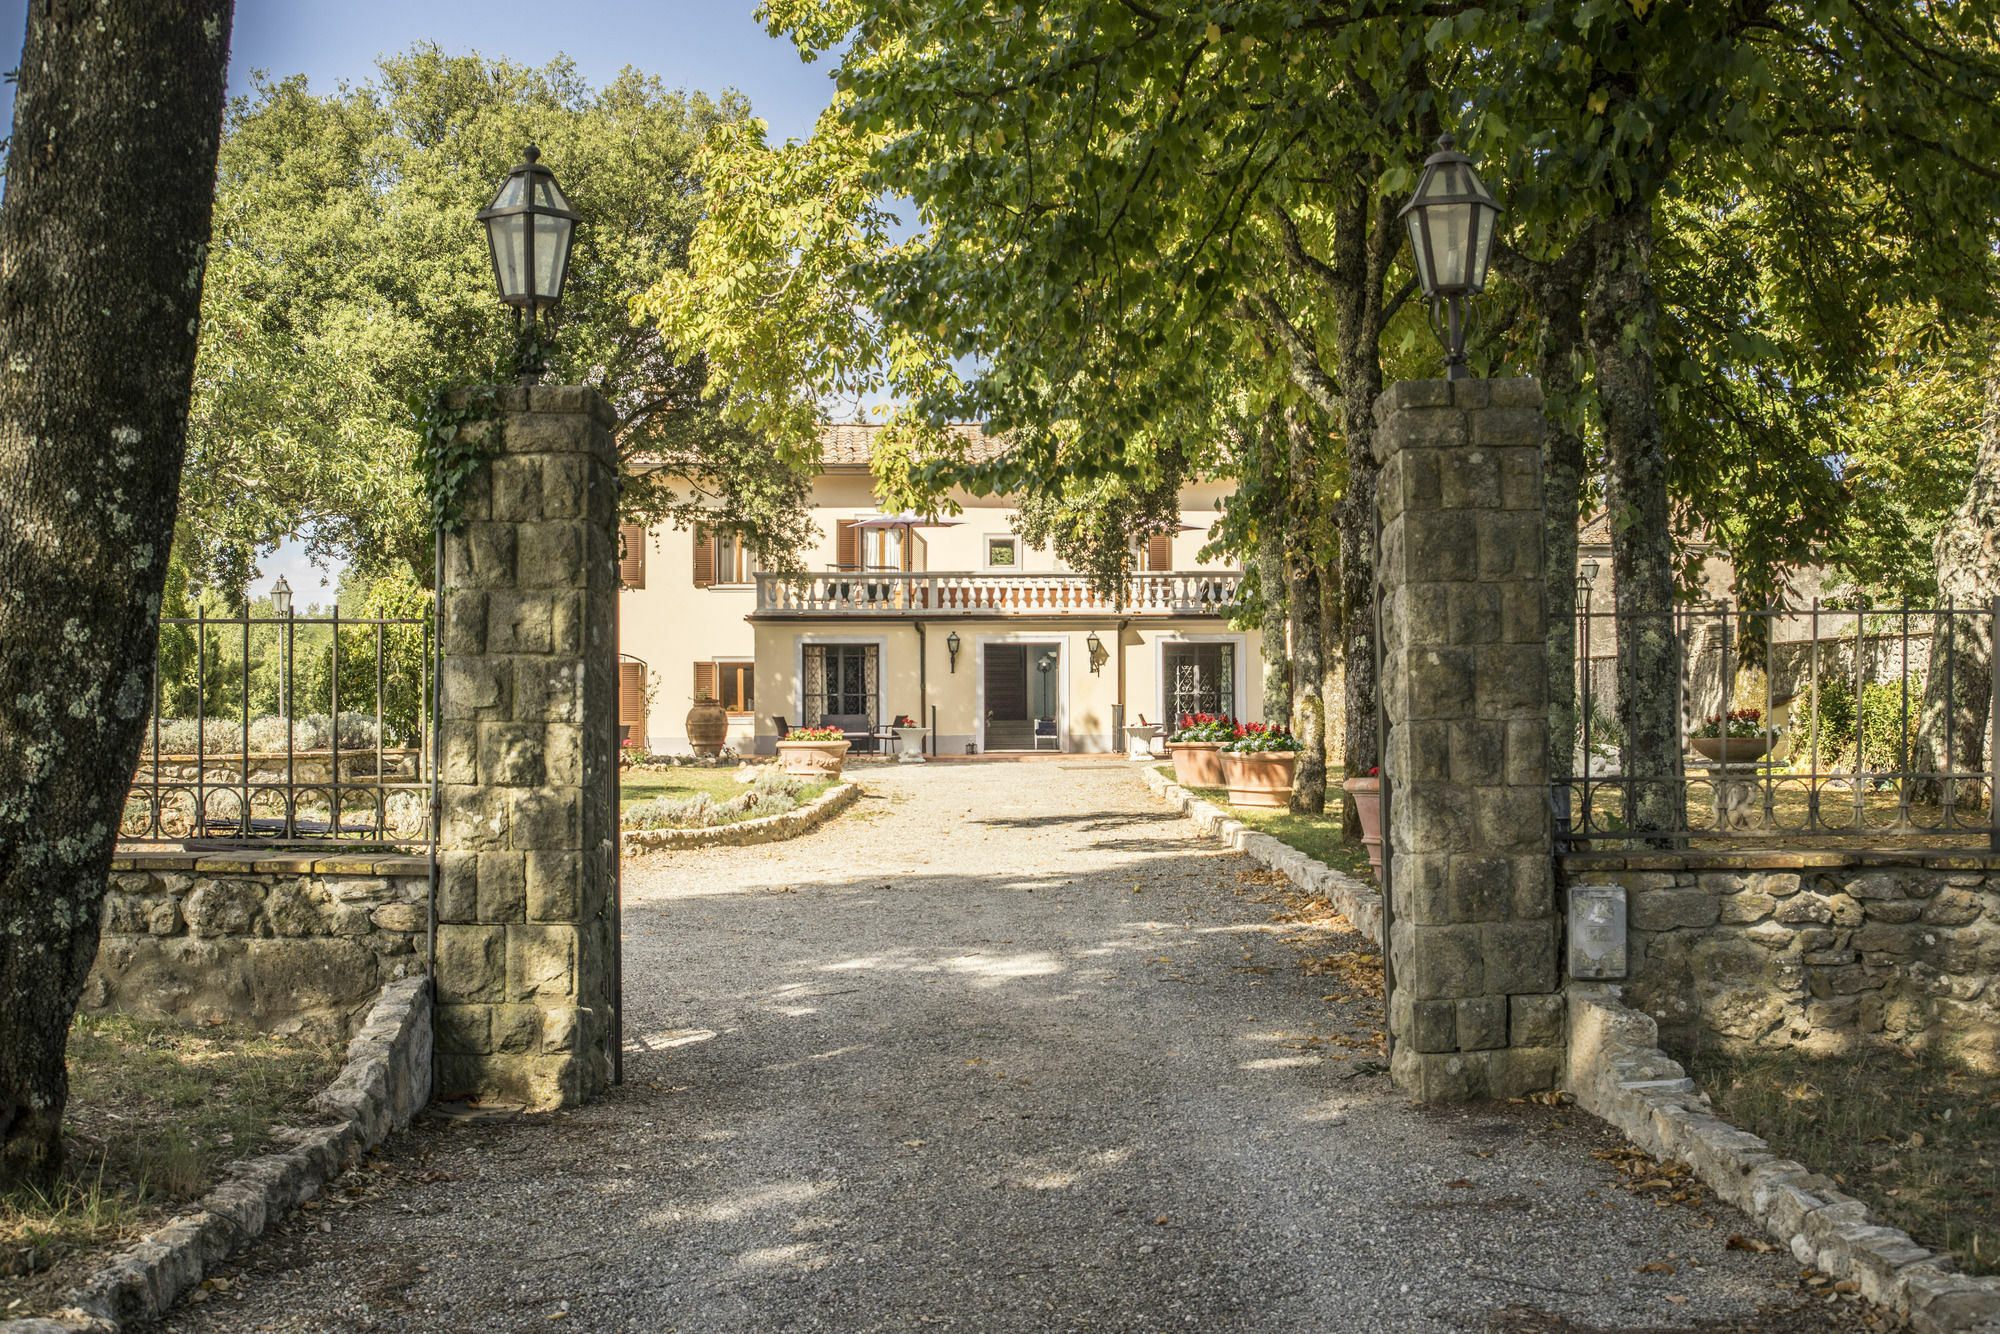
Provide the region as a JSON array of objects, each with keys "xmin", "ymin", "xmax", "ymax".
[{"xmin": 985, "ymin": 644, "xmax": 1028, "ymax": 720}]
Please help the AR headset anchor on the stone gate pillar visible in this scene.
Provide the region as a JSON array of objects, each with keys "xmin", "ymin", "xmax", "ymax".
[
  {"xmin": 434, "ymin": 386, "xmax": 620, "ymax": 1108},
  {"xmin": 1376, "ymin": 379, "xmax": 1564, "ymax": 1101}
]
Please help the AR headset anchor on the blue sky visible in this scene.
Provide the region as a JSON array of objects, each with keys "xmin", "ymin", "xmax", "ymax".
[{"xmin": 0, "ymin": 1, "xmax": 839, "ymax": 602}]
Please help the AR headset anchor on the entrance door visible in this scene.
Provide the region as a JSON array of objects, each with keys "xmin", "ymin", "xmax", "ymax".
[{"xmin": 981, "ymin": 643, "xmax": 1060, "ymax": 750}]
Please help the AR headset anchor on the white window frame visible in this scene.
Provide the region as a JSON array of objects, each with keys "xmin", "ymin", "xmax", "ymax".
[
  {"xmin": 983, "ymin": 534, "xmax": 1020, "ymax": 570},
  {"xmin": 1155, "ymin": 633, "xmax": 1248, "ymax": 724}
]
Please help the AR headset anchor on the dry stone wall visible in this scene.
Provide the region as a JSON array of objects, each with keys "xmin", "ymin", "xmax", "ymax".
[
  {"xmin": 1566, "ymin": 854, "xmax": 2000, "ymax": 1071},
  {"xmin": 83, "ymin": 852, "xmax": 430, "ymax": 1041}
]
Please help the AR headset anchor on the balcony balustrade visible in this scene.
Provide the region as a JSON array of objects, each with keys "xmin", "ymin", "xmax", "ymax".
[{"xmin": 753, "ymin": 570, "xmax": 1242, "ymax": 617}]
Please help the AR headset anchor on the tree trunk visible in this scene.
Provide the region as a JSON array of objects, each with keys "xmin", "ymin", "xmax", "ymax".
[
  {"xmin": 1505, "ymin": 241, "xmax": 1594, "ymax": 787},
  {"xmin": 1256, "ymin": 408, "xmax": 1291, "ymax": 726},
  {"xmin": 1585, "ymin": 202, "xmax": 1685, "ymax": 841},
  {"xmin": 0, "ymin": 0, "xmax": 235, "ymax": 1190},
  {"xmin": 1911, "ymin": 343, "xmax": 2000, "ymax": 812},
  {"xmin": 1285, "ymin": 407, "xmax": 1327, "ymax": 814}
]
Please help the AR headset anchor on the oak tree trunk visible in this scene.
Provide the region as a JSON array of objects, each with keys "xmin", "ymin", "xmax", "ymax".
[
  {"xmin": 1285, "ymin": 406, "xmax": 1327, "ymax": 814},
  {"xmin": 1911, "ymin": 344, "xmax": 2000, "ymax": 811},
  {"xmin": 1256, "ymin": 407, "xmax": 1291, "ymax": 725},
  {"xmin": 0, "ymin": 0, "xmax": 235, "ymax": 1189},
  {"xmin": 1585, "ymin": 202, "xmax": 1685, "ymax": 841}
]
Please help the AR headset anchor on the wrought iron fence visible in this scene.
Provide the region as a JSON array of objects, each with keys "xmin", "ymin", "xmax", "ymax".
[
  {"xmin": 1566, "ymin": 597, "xmax": 1999, "ymax": 847},
  {"xmin": 120, "ymin": 605, "xmax": 434, "ymax": 846}
]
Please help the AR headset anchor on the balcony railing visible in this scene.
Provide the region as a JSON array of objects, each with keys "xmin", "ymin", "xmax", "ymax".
[{"xmin": 754, "ymin": 570, "xmax": 1243, "ymax": 616}]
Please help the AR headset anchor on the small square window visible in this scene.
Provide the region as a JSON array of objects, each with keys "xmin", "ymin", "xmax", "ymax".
[{"xmin": 987, "ymin": 538, "xmax": 1017, "ymax": 567}]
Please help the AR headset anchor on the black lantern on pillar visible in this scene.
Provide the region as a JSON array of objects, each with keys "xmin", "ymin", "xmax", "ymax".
[
  {"xmin": 476, "ymin": 145, "xmax": 582, "ymax": 385},
  {"xmin": 1085, "ymin": 630, "xmax": 1108, "ymax": 676},
  {"xmin": 1397, "ymin": 134, "xmax": 1502, "ymax": 381}
]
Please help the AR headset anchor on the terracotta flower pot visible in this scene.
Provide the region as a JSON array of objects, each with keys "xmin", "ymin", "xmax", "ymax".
[
  {"xmin": 1690, "ymin": 736, "xmax": 1770, "ymax": 764},
  {"xmin": 777, "ymin": 739, "xmax": 849, "ymax": 778},
  {"xmin": 1171, "ymin": 740, "xmax": 1225, "ymax": 788},
  {"xmin": 1342, "ymin": 775, "xmax": 1383, "ymax": 877},
  {"xmin": 686, "ymin": 698, "xmax": 730, "ymax": 757},
  {"xmin": 1222, "ymin": 750, "xmax": 1297, "ymax": 808}
]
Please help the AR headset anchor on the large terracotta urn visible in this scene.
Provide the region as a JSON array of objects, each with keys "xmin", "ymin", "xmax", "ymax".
[
  {"xmin": 1222, "ymin": 751, "xmax": 1296, "ymax": 809},
  {"xmin": 1171, "ymin": 741, "xmax": 1225, "ymax": 788},
  {"xmin": 777, "ymin": 739, "xmax": 849, "ymax": 778},
  {"xmin": 1342, "ymin": 774, "xmax": 1383, "ymax": 876},
  {"xmin": 686, "ymin": 698, "xmax": 730, "ymax": 757}
]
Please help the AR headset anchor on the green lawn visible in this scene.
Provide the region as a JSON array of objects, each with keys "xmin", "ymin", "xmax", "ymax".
[
  {"xmin": 620, "ymin": 765, "xmax": 834, "ymax": 822},
  {"xmin": 1157, "ymin": 766, "xmax": 1374, "ymax": 881},
  {"xmin": 1686, "ymin": 1044, "xmax": 1998, "ymax": 1276}
]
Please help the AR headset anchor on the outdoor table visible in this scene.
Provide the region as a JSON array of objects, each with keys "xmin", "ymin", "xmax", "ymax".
[
  {"xmin": 891, "ymin": 725, "xmax": 930, "ymax": 763},
  {"xmin": 1691, "ymin": 758, "xmax": 1784, "ymax": 831},
  {"xmin": 1122, "ymin": 723, "xmax": 1164, "ymax": 762}
]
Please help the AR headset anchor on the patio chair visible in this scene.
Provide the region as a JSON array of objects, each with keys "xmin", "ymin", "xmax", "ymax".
[
  {"xmin": 772, "ymin": 716, "xmax": 790, "ymax": 741},
  {"xmin": 819, "ymin": 712, "xmax": 875, "ymax": 753},
  {"xmin": 1033, "ymin": 717, "xmax": 1059, "ymax": 751}
]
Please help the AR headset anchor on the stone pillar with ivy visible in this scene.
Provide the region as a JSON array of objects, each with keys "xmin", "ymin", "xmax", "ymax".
[
  {"xmin": 429, "ymin": 385, "xmax": 621, "ymax": 1108},
  {"xmin": 1376, "ymin": 378, "xmax": 1565, "ymax": 1102}
]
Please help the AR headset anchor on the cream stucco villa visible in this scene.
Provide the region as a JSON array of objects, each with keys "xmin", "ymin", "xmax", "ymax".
[{"xmin": 616, "ymin": 424, "xmax": 1265, "ymax": 756}]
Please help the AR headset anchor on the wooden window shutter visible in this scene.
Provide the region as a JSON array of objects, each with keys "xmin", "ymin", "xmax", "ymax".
[
  {"xmin": 1147, "ymin": 534, "xmax": 1173, "ymax": 571},
  {"xmin": 618, "ymin": 524, "xmax": 647, "ymax": 588},
  {"xmin": 900, "ymin": 532, "xmax": 913, "ymax": 572},
  {"xmin": 836, "ymin": 519, "xmax": 858, "ymax": 571},
  {"xmin": 693, "ymin": 660, "xmax": 716, "ymax": 701},
  {"xmin": 618, "ymin": 661, "xmax": 646, "ymax": 743},
  {"xmin": 692, "ymin": 525, "xmax": 714, "ymax": 587}
]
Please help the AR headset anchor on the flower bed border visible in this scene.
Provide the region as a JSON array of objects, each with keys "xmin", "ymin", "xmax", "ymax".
[
  {"xmin": 1566, "ymin": 984, "xmax": 2000, "ymax": 1333},
  {"xmin": 622, "ymin": 782, "xmax": 860, "ymax": 852},
  {"xmin": 4, "ymin": 976, "xmax": 432, "ymax": 1334},
  {"xmin": 1142, "ymin": 766, "xmax": 1382, "ymax": 945}
]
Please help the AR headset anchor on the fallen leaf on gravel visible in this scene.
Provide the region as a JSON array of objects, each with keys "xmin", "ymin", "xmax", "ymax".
[
  {"xmin": 1153, "ymin": 1214, "xmax": 1169, "ymax": 1224},
  {"xmin": 1444, "ymin": 1179, "xmax": 1473, "ymax": 1189},
  {"xmin": 1834, "ymin": 1281, "xmax": 1859, "ymax": 1294},
  {"xmin": 1666, "ymin": 1295, "xmax": 1688, "ymax": 1304},
  {"xmin": 901, "ymin": 1140, "xmax": 926, "ymax": 1148},
  {"xmin": 1637, "ymin": 1262, "xmax": 1676, "ymax": 1275},
  {"xmin": 1727, "ymin": 1233, "xmax": 1778, "ymax": 1253}
]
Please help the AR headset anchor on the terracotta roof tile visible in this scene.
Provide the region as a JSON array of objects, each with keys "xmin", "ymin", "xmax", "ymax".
[{"xmin": 818, "ymin": 421, "xmax": 1007, "ymax": 467}]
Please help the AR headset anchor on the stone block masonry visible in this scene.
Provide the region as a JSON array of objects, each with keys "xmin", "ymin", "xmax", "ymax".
[
  {"xmin": 1568, "ymin": 852, "xmax": 2000, "ymax": 1072},
  {"xmin": 1375, "ymin": 378, "xmax": 1563, "ymax": 1101},
  {"xmin": 434, "ymin": 385, "xmax": 621, "ymax": 1109},
  {"xmin": 82, "ymin": 852, "xmax": 429, "ymax": 1041}
]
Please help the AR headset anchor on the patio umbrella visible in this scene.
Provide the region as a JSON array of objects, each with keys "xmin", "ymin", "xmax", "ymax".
[{"xmin": 850, "ymin": 512, "xmax": 965, "ymax": 531}]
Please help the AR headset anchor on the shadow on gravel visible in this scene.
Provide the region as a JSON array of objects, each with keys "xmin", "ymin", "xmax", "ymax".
[
  {"xmin": 970, "ymin": 810, "xmax": 1166, "ymax": 832},
  {"xmin": 1485, "ymin": 1297, "xmax": 1904, "ymax": 1333}
]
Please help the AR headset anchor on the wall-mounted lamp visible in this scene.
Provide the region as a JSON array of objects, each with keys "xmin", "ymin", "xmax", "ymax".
[
  {"xmin": 947, "ymin": 630, "xmax": 962, "ymax": 673},
  {"xmin": 1579, "ymin": 557, "xmax": 1600, "ymax": 585},
  {"xmin": 1085, "ymin": 630, "xmax": 1108, "ymax": 676}
]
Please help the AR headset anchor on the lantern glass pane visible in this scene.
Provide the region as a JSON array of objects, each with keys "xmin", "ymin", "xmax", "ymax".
[
  {"xmin": 534, "ymin": 214, "xmax": 573, "ymax": 302},
  {"xmin": 1428, "ymin": 201, "xmax": 1474, "ymax": 289},
  {"xmin": 536, "ymin": 176, "xmax": 574, "ymax": 212},
  {"xmin": 1419, "ymin": 162, "xmax": 1464, "ymax": 200},
  {"xmin": 487, "ymin": 212, "xmax": 529, "ymax": 300},
  {"xmin": 1469, "ymin": 203, "xmax": 1497, "ymax": 293},
  {"xmin": 491, "ymin": 174, "xmax": 528, "ymax": 209},
  {"xmin": 1404, "ymin": 213, "xmax": 1433, "ymax": 293}
]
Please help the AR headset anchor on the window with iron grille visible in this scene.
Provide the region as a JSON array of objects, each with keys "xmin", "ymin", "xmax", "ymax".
[{"xmin": 1164, "ymin": 643, "xmax": 1233, "ymax": 719}]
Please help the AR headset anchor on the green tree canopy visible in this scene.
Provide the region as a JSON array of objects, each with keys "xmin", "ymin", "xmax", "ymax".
[{"xmin": 184, "ymin": 45, "xmax": 817, "ymax": 596}]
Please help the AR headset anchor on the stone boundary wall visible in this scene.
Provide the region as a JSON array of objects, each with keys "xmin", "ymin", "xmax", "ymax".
[
  {"xmin": 1566, "ymin": 985, "xmax": 2000, "ymax": 1333},
  {"xmin": 1141, "ymin": 767, "xmax": 1383, "ymax": 945},
  {"xmin": 3, "ymin": 977, "xmax": 433, "ymax": 1334},
  {"xmin": 85, "ymin": 852, "xmax": 431, "ymax": 1042},
  {"xmin": 1562, "ymin": 853, "xmax": 1999, "ymax": 1071},
  {"xmin": 621, "ymin": 782, "xmax": 861, "ymax": 853}
]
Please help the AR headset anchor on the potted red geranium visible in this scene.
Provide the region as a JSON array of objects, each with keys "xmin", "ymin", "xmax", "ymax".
[
  {"xmin": 777, "ymin": 725, "xmax": 850, "ymax": 777},
  {"xmin": 1219, "ymin": 722, "xmax": 1304, "ymax": 808},
  {"xmin": 1342, "ymin": 766, "xmax": 1383, "ymax": 876},
  {"xmin": 1168, "ymin": 712, "xmax": 1234, "ymax": 787}
]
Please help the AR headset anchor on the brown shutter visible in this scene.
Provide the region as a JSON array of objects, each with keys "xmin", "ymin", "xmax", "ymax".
[
  {"xmin": 900, "ymin": 531, "xmax": 913, "ymax": 571},
  {"xmin": 692, "ymin": 525, "xmax": 714, "ymax": 587},
  {"xmin": 619, "ymin": 524, "xmax": 646, "ymax": 588},
  {"xmin": 836, "ymin": 519, "xmax": 858, "ymax": 571},
  {"xmin": 618, "ymin": 661, "xmax": 646, "ymax": 744},
  {"xmin": 1147, "ymin": 534, "xmax": 1173, "ymax": 571},
  {"xmin": 693, "ymin": 660, "xmax": 715, "ymax": 701}
]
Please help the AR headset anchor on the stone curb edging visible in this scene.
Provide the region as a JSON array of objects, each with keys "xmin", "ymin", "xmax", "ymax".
[
  {"xmin": 621, "ymin": 781, "xmax": 860, "ymax": 852},
  {"xmin": 3, "ymin": 976, "xmax": 434, "ymax": 1334},
  {"xmin": 1566, "ymin": 984, "xmax": 2000, "ymax": 1334},
  {"xmin": 1140, "ymin": 766, "xmax": 1383, "ymax": 946}
]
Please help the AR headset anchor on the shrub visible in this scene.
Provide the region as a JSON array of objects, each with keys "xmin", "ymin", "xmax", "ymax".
[
  {"xmin": 756, "ymin": 792, "xmax": 799, "ymax": 817},
  {"xmin": 1856, "ymin": 681, "xmax": 1918, "ymax": 773},
  {"xmin": 622, "ymin": 793, "xmax": 717, "ymax": 829}
]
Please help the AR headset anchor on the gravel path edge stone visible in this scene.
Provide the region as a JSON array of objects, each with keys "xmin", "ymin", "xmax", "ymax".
[
  {"xmin": 620, "ymin": 780, "xmax": 861, "ymax": 852},
  {"xmin": 1141, "ymin": 764, "xmax": 1384, "ymax": 944},
  {"xmin": 3, "ymin": 975, "xmax": 434, "ymax": 1334},
  {"xmin": 1567, "ymin": 982, "xmax": 2000, "ymax": 1333}
]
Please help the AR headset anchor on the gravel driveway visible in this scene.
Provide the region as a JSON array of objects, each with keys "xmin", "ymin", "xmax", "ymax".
[{"xmin": 158, "ymin": 761, "xmax": 1891, "ymax": 1333}]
